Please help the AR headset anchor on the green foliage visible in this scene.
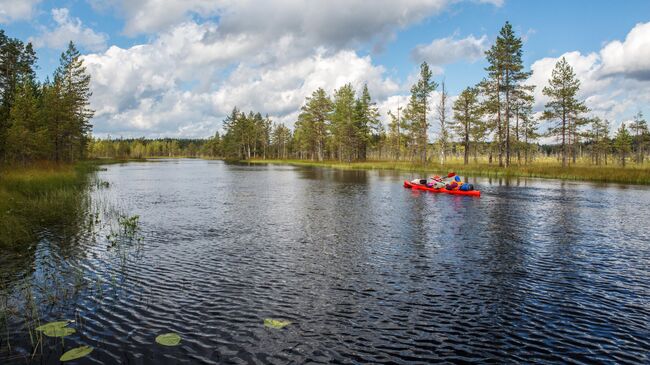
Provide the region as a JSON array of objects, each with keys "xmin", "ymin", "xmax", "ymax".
[
  {"xmin": 156, "ymin": 333, "xmax": 181, "ymax": 346},
  {"xmin": 264, "ymin": 318, "xmax": 291, "ymax": 329},
  {"xmin": 0, "ymin": 31, "xmax": 93, "ymax": 164},
  {"xmin": 35, "ymin": 320, "xmax": 73, "ymax": 332},
  {"xmin": 60, "ymin": 346, "xmax": 93, "ymax": 362},
  {"xmin": 0, "ymin": 163, "xmax": 94, "ymax": 247},
  {"xmin": 614, "ymin": 123, "xmax": 632, "ymax": 167},
  {"xmin": 542, "ymin": 57, "xmax": 588, "ymax": 167},
  {"xmin": 405, "ymin": 62, "xmax": 438, "ymax": 163},
  {"xmin": 451, "ymin": 87, "xmax": 482, "ymax": 164}
]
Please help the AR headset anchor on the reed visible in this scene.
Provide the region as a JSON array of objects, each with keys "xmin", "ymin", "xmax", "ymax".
[{"xmin": 0, "ymin": 162, "xmax": 98, "ymax": 247}]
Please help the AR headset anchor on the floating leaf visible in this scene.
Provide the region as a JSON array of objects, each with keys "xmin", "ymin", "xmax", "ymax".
[
  {"xmin": 155, "ymin": 333, "xmax": 181, "ymax": 346},
  {"xmin": 60, "ymin": 346, "xmax": 93, "ymax": 362},
  {"xmin": 35, "ymin": 321, "xmax": 72, "ymax": 332},
  {"xmin": 264, "ymin": 318, "xmax": 291, "ymax": 329},
  {"xmin": 43, "ymin": 327, "xmax": 76, "ymax": 337}
]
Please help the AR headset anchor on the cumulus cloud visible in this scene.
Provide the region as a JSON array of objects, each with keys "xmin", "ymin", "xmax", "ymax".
[
  {"xmin": 84, "ymin": 22, "xmax": 399, "ymax": 137},
  {"xmin": 101, "ymin": 0, "xmax": 455, "ymax": 46},
  {"xmin": 0, "ymin": 0, "xmax": 40, "ymax": 23},
  {"xmin": 411, "ymin": 34, "xmax": 488, "ymax": 65},
  {"xmin": 600, "ymin": 22, "xmax": 650, "ymax": 81},
  {"xmin": 529, "ymin": 21, "xmax": 650, "ymax": 131},
  {"xmin": 31, "ymin": 8, "xmax": 108, "ymax": 51}
]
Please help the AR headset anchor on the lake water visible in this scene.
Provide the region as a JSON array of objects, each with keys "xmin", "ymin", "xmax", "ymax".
[{"xmin": 1, "ymin": 159, "xmax": 649, "ymax": 364}]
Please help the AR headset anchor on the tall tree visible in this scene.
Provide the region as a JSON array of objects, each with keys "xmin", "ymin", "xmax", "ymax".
[
  {"xmin": 387, "ymin": 105, "xmax": 404, "ymax": 160},
  {"xmin": 631, "ymin": 111, "xmax": 648, "ymax": 164},
  {"xmin": 298, "ymin": 88, "xmax": 332, "ymax": 161},
  {"xmin": 54, "ymin": 41, "xmax": 94, "ymax": 161},
  {"xmin": 498, "ymin": 22, "xmax": 531, "ymax": 166},
  {"xmin": 436, "ymin": 81, "xmax": 450, "ymax": 165},
  {"xmin": 330, "ymin": 83, "xmax": 356, "ymax": 162},
  {"xmin": 511, "ymin": 84, "xmax": 535, "ymax": 164},
  {"xmin": 451, "ymin": 87, "xmax": 481, "ymax": 165},
  {"xmin": 5, "ymin": 81, "xmax": 46, "ymax": 163},
  {"xmin": 353, "ymin": 84, "xmax": 380, "ymax": 160},
  {"xmin": 542, "ymin": 57, "xmax": 588, "ymax": 167},
  {"xmin": 405, "ymin": 62, "xmax": 437, "ymax": 163}
]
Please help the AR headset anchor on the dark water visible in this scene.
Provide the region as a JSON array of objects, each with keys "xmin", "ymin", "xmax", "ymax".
[{"xmin": 1, "ymin": 159, "xmax": 649, "ymax": 364}]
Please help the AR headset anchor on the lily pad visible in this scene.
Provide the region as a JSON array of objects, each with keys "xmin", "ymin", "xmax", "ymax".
[
  {"xmin": 43, "ymin": 327, "xmax": 76, "ymax": 337},
  {"xmin": 35, "ymin": 321, "xmax": 72, "ymax": 332},
  {"xmin": 264, "ymin": 318, "xmax": 291, "ymax": 329},
  {"xmin": 60, "ymin": 346, "xmax": 93, "ymax": 362},
  {"xmin": 155, "ymin": 333, "xmax": 181, "ymax": 346}
]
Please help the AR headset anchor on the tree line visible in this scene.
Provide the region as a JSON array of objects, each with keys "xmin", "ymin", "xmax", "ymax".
[
  {"xmin": 216, "ymin": 22, "xmax": 648, "ymax": 167},
  {"xmin": 1, "ymin": 29, "xmax": 93, "ymax": 165}
]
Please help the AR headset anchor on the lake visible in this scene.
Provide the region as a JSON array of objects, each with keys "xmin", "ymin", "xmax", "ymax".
[{"xmin": 1, "ymin": 159, "xmax": 649, "ymax": 364}]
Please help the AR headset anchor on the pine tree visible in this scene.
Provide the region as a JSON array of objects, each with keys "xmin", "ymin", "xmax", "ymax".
[
  {"xmin": 483, "ymin": 22, "xmax": 532, "ymax": 167},
  {"xmin": 631, "ymin": 111, "xmax": 648, "ymax": 164},
  {"xmin": 542, "ymin": 57, "xmax": 588, "ymax": 167},
  {"xmin": 436, "ymin": 81, "xmax": 450, "ymax": 165},
  {"xmin": 387, "ymin": 106, "xmax": 404, "ymax": 160},
  {"xmin": 331, "ymin": 84, "xmax": 356, "ymax": 162},
  {"xmin": 405, "ymin": 62, "xmax": 437, "ymax": 163},
  {"xmin": 614, "ymin": 123, "xmax": 632, "ymax": 167},
  {"xmin": 587, "ymin": 117, "xmax": 610, "ymax": 165},
  {"xmin": 353, "ymin": 84, "xmax": 379, "ymax": 160},
  {"xmin": 298, "ymin": 88, "xmax": 332, "ymax": 161},
  {"xmin": 451, "ymin": 87, "xmax": 481, "ymax": 165}
]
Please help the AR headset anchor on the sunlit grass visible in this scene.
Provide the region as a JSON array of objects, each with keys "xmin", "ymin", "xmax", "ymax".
[
  {"xmin": 0, "ymin": 162, "xmax": 99, "ymax": 247},
  {"xmin": 247, "ymin": 157, "xmax": 650, "ymax": 185}
]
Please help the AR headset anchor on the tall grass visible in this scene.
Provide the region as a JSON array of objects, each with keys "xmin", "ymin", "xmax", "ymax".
[
  {"xmin": 247, "ymin": 158, "xmax": 650, "ymax": 185},
  {"xmin": 0, "ymin": 162, "xmax": 98, "ymax": 247}
]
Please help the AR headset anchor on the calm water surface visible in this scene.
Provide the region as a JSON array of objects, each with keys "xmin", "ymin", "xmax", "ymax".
[{"xmin": 1, "ymin": 159, "xmax": 649, "ymax": 364}]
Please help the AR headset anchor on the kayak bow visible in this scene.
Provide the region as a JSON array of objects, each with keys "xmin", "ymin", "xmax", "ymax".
[{"xmin": 403, "ymin": 180, "xmax": 481, "ymax": 197}]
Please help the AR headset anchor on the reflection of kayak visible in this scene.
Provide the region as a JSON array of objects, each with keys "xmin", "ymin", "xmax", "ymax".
[{"xmin": 403, "ymin": 180, "xmax": 481, "ymax": 197}]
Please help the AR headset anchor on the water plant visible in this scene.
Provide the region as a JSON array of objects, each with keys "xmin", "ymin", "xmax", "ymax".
[
  {"xmin": 155, "ymin": 333, "xmax": 181, "ymax": 346},
  {"xmin": 264, "ymin": 318, "xmax": 292, "ymax": 329},
  {"xmin": 60, "ymin": 345, "xmax": 93, "ymax": 362},
  {"xmin": 35, "ymin": 321, "xmax": 75, "ymax": 338}
]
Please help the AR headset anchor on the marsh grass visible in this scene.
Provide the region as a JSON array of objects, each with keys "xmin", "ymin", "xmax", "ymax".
[
  {"xmin": 247, "ymin": 158, "xmax": 650, "ymax": 185},
  {"xmin": 0, "ymin": 162, "xmax": 100, "ymax": 247}
]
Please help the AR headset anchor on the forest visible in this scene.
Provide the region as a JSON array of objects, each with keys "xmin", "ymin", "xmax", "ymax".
[{"xmin": 1, "ymin": 23, "xmax": 648, "ymax": 169}]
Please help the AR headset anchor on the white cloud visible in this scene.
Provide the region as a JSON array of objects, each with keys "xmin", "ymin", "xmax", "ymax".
[
  {"xmin": 411, "ymin": 34, "xmax": 488, "ymax": 65},
  {"xmin": 529, "ymin": 28, "xmax": 650, "ymax": 133},
  {"xmin": 0, "ymin": 0, "xmax": 40, "ymax": 23},
  {"xmin": 84, "ymin": 23, "xmax": 400, "ymax": 137},
  {"xmin": 30, "ymin": 8, "xmax": 108, "ymax": 51},
  {"xmin": 600, "ymin": 22, "xmax": 650, "ymax": 81},
  {"xmin": 103, "ymin": 0, "xmax": 458, "ymax": 46}
]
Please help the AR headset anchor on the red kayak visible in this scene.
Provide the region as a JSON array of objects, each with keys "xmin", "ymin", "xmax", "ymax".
[{"xmin": 403, "ymin": 180, "xmax": 481, "ymax": 197}]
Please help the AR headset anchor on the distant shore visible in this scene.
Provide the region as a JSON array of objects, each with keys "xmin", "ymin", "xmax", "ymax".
[{"xmin": 244, "ymin": 158, "xmax": 650, "ymax": 185}]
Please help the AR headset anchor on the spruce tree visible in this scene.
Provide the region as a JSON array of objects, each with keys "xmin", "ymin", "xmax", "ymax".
[{"xmin": 54, "ymin": 41, "xmax": 94, "ymax": 161}]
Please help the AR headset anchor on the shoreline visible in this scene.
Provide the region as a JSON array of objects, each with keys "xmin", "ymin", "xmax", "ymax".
[{"xmin": 243, "ymin": 159, "xmax": 650, "ymax": 185}]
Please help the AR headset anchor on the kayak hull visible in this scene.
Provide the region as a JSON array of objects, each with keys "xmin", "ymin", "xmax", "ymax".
[{"xmin": 403, "ymin": 180, "xmax": 481, "ymax": 197}]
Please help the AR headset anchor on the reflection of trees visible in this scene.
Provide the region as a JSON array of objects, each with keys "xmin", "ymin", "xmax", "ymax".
[{"xmin": 0, "ymin": 173, "xmax": 100, "ymax": 363}]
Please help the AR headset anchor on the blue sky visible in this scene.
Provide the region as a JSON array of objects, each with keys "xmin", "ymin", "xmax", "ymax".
[{"xmin": 1, "ymin": 0, "xmax": 649, "ymax": 137}]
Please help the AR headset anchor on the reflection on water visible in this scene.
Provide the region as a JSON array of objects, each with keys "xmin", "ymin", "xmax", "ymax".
[{"xmin": 1, "ymin": 159, "xmax": 649, "ymax": 364}]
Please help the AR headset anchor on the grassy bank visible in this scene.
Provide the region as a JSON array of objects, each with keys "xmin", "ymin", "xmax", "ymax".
[
  {"xmin": 0, "ymin": 162, "xmax": 101, "ymax": 247},
  {"xmin": 246, "ymin": 158, "xmax": 650, "ymax": 185}
]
